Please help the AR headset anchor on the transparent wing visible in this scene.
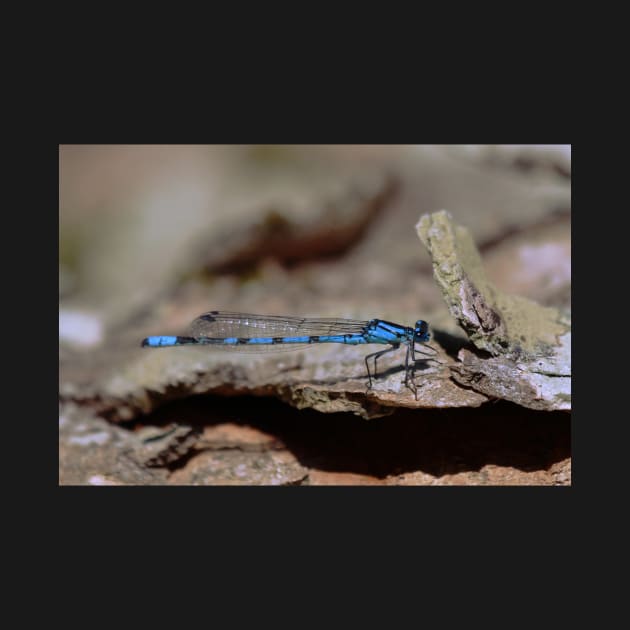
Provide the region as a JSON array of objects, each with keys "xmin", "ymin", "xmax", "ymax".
[
  {"xmin": 189, "ymin": 340, "xmax": 317, "ymax": 353},
  {"xmin": 185, "ymin": 311, "xmax": 370, "ymax": 354},
  {"xmin": 189, "ymin": 311, "xmax": 369, "ymax": 338}
]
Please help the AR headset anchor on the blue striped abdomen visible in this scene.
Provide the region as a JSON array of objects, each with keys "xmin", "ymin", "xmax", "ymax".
[{"xmin": 231, "ymin": 334, "xmax": 369, "ymax": 345}]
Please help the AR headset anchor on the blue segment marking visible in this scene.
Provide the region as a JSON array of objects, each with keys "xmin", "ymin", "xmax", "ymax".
[
  {"xmin": 143, "ymin": 335, "xmax": 179, "ymax": 347},
  {"xmin": 141, "ymin": 312, "xmax": 434, "ymax": 397},
  {"xmin": 317, "ymin": 334, "xmax": 368, "ymax": 345}
]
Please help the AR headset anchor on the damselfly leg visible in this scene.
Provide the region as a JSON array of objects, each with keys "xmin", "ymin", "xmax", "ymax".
[{"xmin": 364, "ymin": 344, "xmax": 400, "ymax": 391}]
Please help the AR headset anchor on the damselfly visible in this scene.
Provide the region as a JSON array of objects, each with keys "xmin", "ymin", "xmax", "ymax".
[{"xmin": 142, "ymin": 311, "xmax": 438, "ymax": 396}]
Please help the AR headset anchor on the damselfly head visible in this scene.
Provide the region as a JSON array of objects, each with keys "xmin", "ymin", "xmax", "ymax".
[{"xmin": 414, "ymin": 320, "xmax": 430, "ymax": 343}]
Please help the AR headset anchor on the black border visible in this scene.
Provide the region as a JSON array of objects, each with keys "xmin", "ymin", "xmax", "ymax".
[{"xmin": 52, "ymin": 85, "xmax": 573, "ymax": 596}]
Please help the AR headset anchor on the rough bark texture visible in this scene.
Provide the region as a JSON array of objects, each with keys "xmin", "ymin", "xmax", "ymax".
[
  {"xmin": 417, "ymin": 210, "xmax": 570, "ymax": 411},
  {"xmin": 60, "ymin": 145, "xmax": 571, "ymax": 485}
]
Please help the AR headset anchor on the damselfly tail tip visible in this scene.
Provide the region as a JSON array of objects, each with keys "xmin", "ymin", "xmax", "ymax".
[{"xmin": 142, "ymin": 335, "xmax": 180, "ymax": 348}]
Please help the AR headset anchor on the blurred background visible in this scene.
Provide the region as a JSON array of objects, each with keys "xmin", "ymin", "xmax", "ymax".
[
  {"xmin": 59, "ymin": 144, "xmax": 570, "ymax": 353},
  {"xmin": 59, "ymin": 145, "xmax": 571, "ymax": 486}
]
